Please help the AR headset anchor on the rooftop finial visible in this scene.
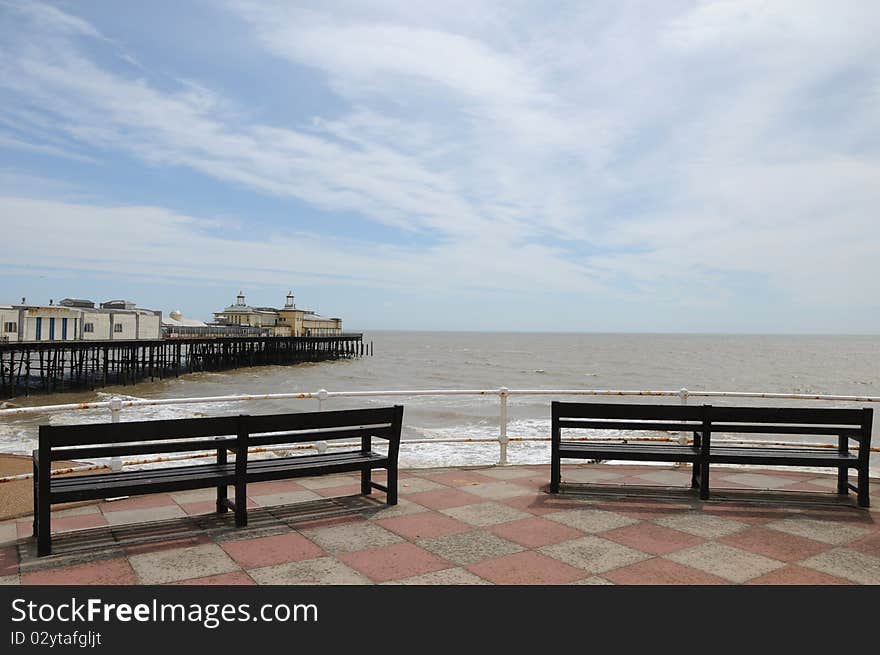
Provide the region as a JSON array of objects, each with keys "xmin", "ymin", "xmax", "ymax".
[
  {"xmin": 285, "ymin": 290, "xmax": 295, "ymax": 308},
  {"xmin": 236, "ymin": 290, "xmax": 246, "ymax": 306}
]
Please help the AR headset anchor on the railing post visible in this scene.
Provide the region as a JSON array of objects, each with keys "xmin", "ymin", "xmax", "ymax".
[
  {"xmin": 315, "ymin": 389, "xmax": 328, "ymax": 453},
  {"xmin": 676, "ymin": 387, "xmax": 689, "ymax": 467},
  {"xmin": 498, "ymin": 387, "xmax": 509, "ymax": 466},
  {"xmin": 109, "ymin": 396, "xmax": 123, "ymax": 472}
]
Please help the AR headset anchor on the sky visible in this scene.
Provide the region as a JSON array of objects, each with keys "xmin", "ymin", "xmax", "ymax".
[{"xmin": 0, "ymin": 1, "xmax": 878, "ymax": 333}]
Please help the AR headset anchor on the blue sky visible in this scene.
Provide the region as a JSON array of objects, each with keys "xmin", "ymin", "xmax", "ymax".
[{"xmin": 1, "ymin": 1, "xmax": 878, "ymax": 333}]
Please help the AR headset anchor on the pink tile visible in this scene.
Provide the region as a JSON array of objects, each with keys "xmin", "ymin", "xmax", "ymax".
[
  {"xmin": 377, "ymin": 513, "xmax": 471, "ymax": 540},
  {"xmin": 467, "ymin": 551, "xmax": 584, "ymax": 585},
  {"xmin": 22, "ymin": 558, "xmax": 137, "ymax": 585},
  {"xmin": 602, "ymin": 523, "xmax": 704, "ymax": 555},
  {"xmin": 603, "ymin": 558, "xmax": 727, "ymax": 585},
  {"xmin": 405, "ymin": 488, "xmax": 480, "ymax": 510},
  {"xmin": 315, "ymin": 484, "xmax": 363, "ymax": 498},
  {"xmin": 423, "ymin": 471, "xmax": 497, "ymax": 487},
  {"xmin": 171, "ymin": 571, "xmax": 255, "ymax": 585},
  {"xmin": 52, "ymin": 513, "xmax": 108, "ymax": 533},
  {"xmin": 99, "ymin": 494, "xmax": 176, "ymax": 513},
  {"xmin": 0, "ymin": 545, "xmax": 18, "ymax": 577},
  {"xmin": 746, "ymin": 565, "xmax": 852, "ymax": 585},
  {"xmin": 489, "ymin": 517, "xmax": 583, "ymax": 548},
  {"xmin": 220, "ymin": 532, "xmax": 324, "ymax": 568},
  {"xmin": 718, "ymin": 526, "xmax": 829, "ymax": 562},
  {"xmin": 340, "ymin": 542, "xmax": 449, "ymax": 582}
]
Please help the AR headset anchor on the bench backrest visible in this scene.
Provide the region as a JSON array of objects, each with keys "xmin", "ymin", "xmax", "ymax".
[
  {"xmin": 39, "ymin": 415, "xmax": 243, "ymax": 462},
  {"xmin": 552, "ymin": 401, "xmax": 710, "ymax": 437},
  {"xmin": 243, "ymin": 406, "xmax": 404, "ymax": 460},
  {"xmin": 38, "ymin": 406, "xmax": 406, "ymax": 463},
  {"xmin": 550, "ymin": 402, "xmax": 872, "ymax": 449},
  {"xmin": 707, "ymin": 406, "xmax": 872, "ymax": 447}
]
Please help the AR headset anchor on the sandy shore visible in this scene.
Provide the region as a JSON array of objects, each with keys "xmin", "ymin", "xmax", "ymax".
[{"xmin": 0, "ymin": 454, "xmax": 105, "ymax": 521}]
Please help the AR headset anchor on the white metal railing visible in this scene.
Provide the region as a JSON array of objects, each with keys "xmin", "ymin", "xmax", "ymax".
[{"xmin": 1, "ymin": 387, "xmax": 878, "ymax": 480}]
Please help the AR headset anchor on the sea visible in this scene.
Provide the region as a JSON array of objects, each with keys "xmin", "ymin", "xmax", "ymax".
[{"xmin": 1, "ymin": 331, "xmax": 878, "ymax": 470}]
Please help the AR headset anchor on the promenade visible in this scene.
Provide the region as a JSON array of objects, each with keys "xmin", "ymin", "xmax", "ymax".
[{"xmin": 2, "ymin": 463, "xmax": 878, "ymax": 585}]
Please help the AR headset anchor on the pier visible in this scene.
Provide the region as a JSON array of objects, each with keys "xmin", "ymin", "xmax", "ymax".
[{"xmin": 0, "ymin": 334, "xmax": 369, "ymax": 398}]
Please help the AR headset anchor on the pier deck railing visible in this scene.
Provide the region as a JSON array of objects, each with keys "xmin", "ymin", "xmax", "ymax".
[{"xmin": 1, "ymin": 387, "xmax": 879, "ymax": 481}]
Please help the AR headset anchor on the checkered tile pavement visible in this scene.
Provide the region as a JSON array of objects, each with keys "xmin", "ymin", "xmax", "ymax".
[{"xmin": 1, "ymin": 464, "xmax": 878, "ymax": 585}]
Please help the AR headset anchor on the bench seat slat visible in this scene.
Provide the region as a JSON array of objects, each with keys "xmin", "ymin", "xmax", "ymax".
[
  {"xmin": 244, "ymin": 451, "xmax": 387, "ymax": 483},
  {"xmin": 708, "ymin": 446, "xmax": 859, "ymax": 466},
  {"xmin": 709, "ymin": 424, "xmax": 859, "ymax": 437},
  {"xmin": 558, "ymin": 420, "xmax": 704, "ymax": 432},
  {"xmin": 559, "ymin": 442, "xmax": 701, "ymax": 462}
]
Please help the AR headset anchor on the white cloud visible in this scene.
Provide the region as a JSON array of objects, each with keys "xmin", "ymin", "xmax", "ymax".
[{"xmin": 1, "ymin": 1, "xmax": 879, "ymax": 329}]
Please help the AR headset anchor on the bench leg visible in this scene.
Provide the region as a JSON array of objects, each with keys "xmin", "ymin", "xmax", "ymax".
[
  {"xmin": 37, "ymin": 497, "xmax": 51, "ymax": 557},
  {"xmin": 858, "ymin": 467, "xmax": 870, "ymax": 508},
  {"xmin": 361, "ymin": 468, "xmax": 372, "ymax": 496},
  {"xmin": 387, "ymin": 466, "xmax": 398, "ymax": 506},
  {"xmin": 699, "ymin": 461, "xmax": 710, "ymax": 500},
  {"xmin": 837, "ymin": 466, "xmax": 849, "ymax": 496},
  {"xmin": 690, "ymin": 462, "xmax": 700, "ymax": 489},
  {"xmin": 550, "ymin": 456, "xmax": 561, "ymax": 494},
  {"xmin": 234, "ymin": 481, "xmax": 247, "ymax": 527},
  {"xmin": 32, "ymin": 460, "xmax": 38, "ymax": 538},
  {"xmin": 217, "ymin": 484, "xmax": 229, "ymax": 514}
]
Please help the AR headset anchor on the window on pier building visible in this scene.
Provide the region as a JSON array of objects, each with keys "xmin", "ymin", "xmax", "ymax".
[
  {"xmin": 83, "ymin": 323, "xmax": 94, "ymax": 333},
  {"xmin": 114, "ymin": 323, "xmax": 123, "ymax": 333},
  {"xmin": 3, "ymin": 322, "xmax": 15, "ymax": 333}
]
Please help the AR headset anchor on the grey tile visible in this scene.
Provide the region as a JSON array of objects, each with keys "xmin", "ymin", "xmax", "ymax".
[
  {"xmin": 545, "ymin": 508, "xmax": 637, "ymax": 533},
  {"xmin": 539, "ymin": 536, "xmax": 649, "ymax": 574},
  {"xmin": 441, "ymin": 502, "xmax": 531, "ymax": 527},
  {"xmin": 666, "ymin": 543, "xmax": 784, "ymax": 583},
  {"xmin": 250, "ymin": 490, "xmax": 321, "ymax": 507},
  {"xmin": 397, "ymin": 478, "xmax": 446, "ymax": 493},
  {"xmin": 564, "ymin": 468, "xmax": 625, "ymax": 483},
  {"xmin": 569, "ymin": 576, "xmax": 614, "ymax": 585},
  {"xmin": 0, "ymin": 522, "xmax": 17, "ymax": 546},
  {"xmin": 366, "ymin": 498, "xmax": 429, "ymax": 520},
  {"xmin": 462, "ymin": 482, "xmax": 533, "ymax": 500},
  {"xmin": 655, "ymin": 513, "xmax": 747, "ymax": 539},
  {"xmin": 764, "ymin": 518, "xmax": 873, "ymax": 545},
  {"xmin": 129, "ymin": 544, "xmax": 239, "ymax": 584},
  {"xmin": 249, "ymin": 557, "xmax": 372, "ymax": 585},
  {"xmin": 479, "ymin": 467, "xmax": 536, "ymax": 480},
  {"xmin": 301, "ymin": 521, "xmax": 402, "ymax": 554},
  {"xmin": 297, "ymin": 475, "xmax": 359, "ymax": 490},
  {"xmin": 720, "ymin": 473, "xmax": 800, "ymax": 489},
  {"xmin": 801, "ymin": 549, "xmax": 880, "ymax": 584},
  {"xmin": 382, "ymin": 567, "xmax": 491, "ymax": 585},
  {"xmin": 170, "ymin": 488, "xmax": 223, "ymax": 504},
  {"xmin": 0, "ymin": 575, "xmax": 20, "ymax": 585},
  {"xmin": 418, "ymin": 530, "xmax": 524, "ymax": 566}
]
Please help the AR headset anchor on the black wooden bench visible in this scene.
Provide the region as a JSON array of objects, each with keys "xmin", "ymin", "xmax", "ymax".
[
  {"xmin": 550, "ymin": 401, "xmax": 873, "ymax": 507},
  {"xmin": 704, "ymin": 406, "xmax": 873, "ymax": 507},
  {"xmin": 550, "ymin": 402, "xmax": 711, "ymax": 496},
  {"xmin": 33, "ymin": 405, "xmax": 404, "ymax": 555},
  {"xmin": 234, "ymin": 405, "xmax": 404, "ymax": 527}
]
